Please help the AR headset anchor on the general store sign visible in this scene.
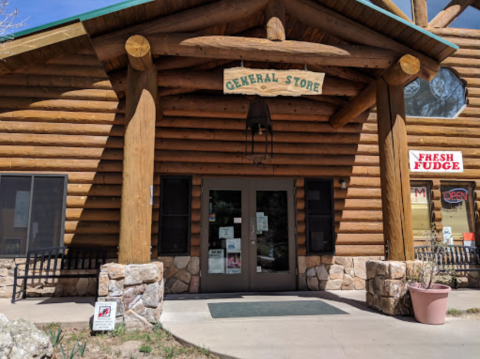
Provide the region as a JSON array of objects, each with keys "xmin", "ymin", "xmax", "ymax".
[
  {"xmin": 224, "ymin": 68, "xmax": 325, "ymax": 97},
  {"xmin": 409, "ymin": 150, "xmax": 463, "ymax": 173}
]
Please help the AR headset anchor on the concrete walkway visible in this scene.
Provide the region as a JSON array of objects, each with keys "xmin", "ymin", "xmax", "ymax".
[
  {"xmin": 161, "ymin": 290, "xmax": 480, "ymax": 359},
  {"xmin": 0, "ymin": 297, "xmax": 95, "ymax": 327}
]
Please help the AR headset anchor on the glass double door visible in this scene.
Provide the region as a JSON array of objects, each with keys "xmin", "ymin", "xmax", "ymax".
[{"xmin": 201, "ymin": 179, "xmax": 296, "ymax": 293}]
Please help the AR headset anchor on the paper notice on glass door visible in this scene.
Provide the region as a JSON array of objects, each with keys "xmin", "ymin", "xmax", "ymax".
[
  {"xmin": 208, "ymin": 249, "xmax": 225, "ymax": 274},
  {"xmin": 226, "ymin": 238, "xmax": 241, "ymax": 252},
  {"xmin": 219, "ymin": 226, "xmax": 234, "ymax": 239},
  {"xmin": 256, "ymin": 212, "xmax": 268, "ymax": 232},
  {"xmin": 226, "ymin": 252, "xmax": 241, "ymax": 274}
]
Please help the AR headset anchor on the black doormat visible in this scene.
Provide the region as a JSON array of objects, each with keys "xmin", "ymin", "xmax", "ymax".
[{"xmin": 208, "ymin": 300, "xmax": 347, "ymax": 319}]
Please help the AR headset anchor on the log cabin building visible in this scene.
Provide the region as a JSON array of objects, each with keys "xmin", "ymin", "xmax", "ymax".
[{"xmin": 0, "ymin": 0, "xmax": 479, "ymax": 297}]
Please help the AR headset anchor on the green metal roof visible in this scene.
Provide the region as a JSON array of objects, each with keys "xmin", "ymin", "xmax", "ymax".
[
  {"xmin": 356, "ymin": 0, "xmax": 458, "ymax": 51},
  {"xmin": 2, "ymin": 0, "xmax": 154, "ymax": 41}
]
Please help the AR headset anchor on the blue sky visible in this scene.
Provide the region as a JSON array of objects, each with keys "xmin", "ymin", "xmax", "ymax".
[
  {"xmin": 8, "ymin": 0, "xmax": 480, "ymax": 34},
  {"xmin": 9, "ymin": 0, "xmax": 126, "ymax": 33}
]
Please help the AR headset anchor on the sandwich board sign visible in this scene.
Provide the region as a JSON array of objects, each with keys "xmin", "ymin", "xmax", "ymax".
[{"xmin": 92, "ymin": 301, "xmax": 117, "ymax": 331}]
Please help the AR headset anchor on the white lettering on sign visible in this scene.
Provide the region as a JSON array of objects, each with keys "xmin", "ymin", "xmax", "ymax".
[
  {"xmin": 409, "ymin": 150, "xmax": 463, "ymax": 173},
  {"xmin": 224, "ymin": 68, "xmax": 325, "ymax": 97},
  {"xmin": 411, "ymin": 186, "xmax": 428, "ymax": 204}
]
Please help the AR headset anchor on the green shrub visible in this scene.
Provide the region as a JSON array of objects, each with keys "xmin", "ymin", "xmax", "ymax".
[{"xmin": 139, "ymin": 344, "xmax": 152, "ymax": 354}]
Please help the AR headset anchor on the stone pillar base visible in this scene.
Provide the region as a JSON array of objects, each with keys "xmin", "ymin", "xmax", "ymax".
[
  {"xmin": 98, "ymin": 262, "xmax": 164, "ymax": 330},
  {"xmin": 366, "ymin": 260, "xmax": 419, "ymax": 316}
]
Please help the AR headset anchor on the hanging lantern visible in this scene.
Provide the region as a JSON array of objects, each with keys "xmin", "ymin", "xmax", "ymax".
[{"xmin": 245, "ymin": 100, "xmax": 273, "ymax": 165}]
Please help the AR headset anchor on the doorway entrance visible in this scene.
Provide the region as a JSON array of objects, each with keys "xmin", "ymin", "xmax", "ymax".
[{"xmin": 200, "ymin": 178, "xmax": 296, "ymax": 293}]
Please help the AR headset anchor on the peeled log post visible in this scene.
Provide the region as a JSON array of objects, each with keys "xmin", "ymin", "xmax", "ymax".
[
  {"xmin": 330, "ymin": 55, "xmax": 421, "ymax": 129},
  {"xmin": 376, "ymin": 78, "xmax": 414, "ymax": 261},
  {"xmin": 119, "ymin": 36, "xmax": 157, "ymax": 264},
  {"xmin": 266, "ymin": 0, "xmax": 286, "ymax": 41},
  {"xmin": 125, "ymin": 35, "xmax": 153, "ymax": 71},
  {"xmin": 412, "ymin": 0, "xmax": 428, "ymax": 27},
  {"xmin": 429, "ymin": 0, "xmax": 475, "ymax": 28}
]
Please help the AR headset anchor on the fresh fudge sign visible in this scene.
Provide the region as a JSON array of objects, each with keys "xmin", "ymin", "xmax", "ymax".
[
  {"xmin": 409, "ymin": 150, "xmax": 463, "ymax": 173},
  {"xmin": 224, "ymin": 67, "xmax": 325, "ymax": 97}
]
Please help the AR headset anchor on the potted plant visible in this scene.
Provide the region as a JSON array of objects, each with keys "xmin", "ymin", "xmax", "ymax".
[{"xmin": 407, "ymin": 224, "xmax": 456, "ymax": 325}]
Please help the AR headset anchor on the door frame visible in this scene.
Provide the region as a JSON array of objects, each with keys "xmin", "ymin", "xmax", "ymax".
[{"xmin": 200, "ymin": 178, "xmax": 297, "ymax": 293}]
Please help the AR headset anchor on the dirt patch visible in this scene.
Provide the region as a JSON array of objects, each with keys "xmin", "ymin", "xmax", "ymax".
[{"xmin": 42, "ymin": 323, "xmax": 221, "ymax": 359}]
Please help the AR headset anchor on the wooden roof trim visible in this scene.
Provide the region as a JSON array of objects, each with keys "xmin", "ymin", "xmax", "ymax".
[
  {"xmin": 1, "ymin": 0, "xmax": 153, "ymax": 41},
  {"xmin": 369, "ymin": 0, "xmax": 412, "ymax": 23},
  {"xmin": 0, "ymin": 22, "xmax": 91, "ymax": 76}
]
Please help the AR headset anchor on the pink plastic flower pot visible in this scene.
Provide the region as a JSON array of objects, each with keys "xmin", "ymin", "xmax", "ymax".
[{"xmin": 408, "ymin": 283, "xmax": 452, "ymax": 325}]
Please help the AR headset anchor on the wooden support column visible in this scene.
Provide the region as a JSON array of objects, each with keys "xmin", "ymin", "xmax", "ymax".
[
  {"xmin": 266, "ymin": 0, "xmax": 286, "ymax": 41},
  {"xmin": 119, "ymin": 35, "xmax": 157, "ymax": 264},
  {"xmin": 376, "ymin": 69, "xmax": 417, "ymax": 261},
  {"xmin": 412, "ymin": 0, "xmax": 428, "ymax": 27},
  {"xmin": 429, "ymin": 0, "xmax": 475, "ymax": 28}
]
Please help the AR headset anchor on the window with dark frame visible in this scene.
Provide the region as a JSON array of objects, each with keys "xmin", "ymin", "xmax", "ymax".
[
  {"xmin": 159, "ymin": 176, "xmax": 192, "ymax": 255},
  {"xmin": 305, "ymin": 179, "xmax": 335, "ymax": 255},
  {"xmin": 0, "ymin": 174, "xmax": 68, "ymax": 256}
]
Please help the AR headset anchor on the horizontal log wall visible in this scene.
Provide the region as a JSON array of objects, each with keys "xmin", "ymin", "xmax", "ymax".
[{"xmin": 0, "ymin": 28, "xmax": 479, "ymax": 257}]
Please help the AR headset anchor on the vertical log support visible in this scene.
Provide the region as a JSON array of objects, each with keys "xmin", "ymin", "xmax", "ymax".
[
  {"xmin": 266, "ymin": 0, "xmax": 286, "ymax": 41},
  {"xmin": 412, "ymin": 0, "xmax": 428, "ymax": 27},
  {"xmin": 376, "ymin": 55, "xmax": 421, "ymax": 261},
  {"xmin": 119, "ymin": 35, "xmax": 157, "ymax": 264}
]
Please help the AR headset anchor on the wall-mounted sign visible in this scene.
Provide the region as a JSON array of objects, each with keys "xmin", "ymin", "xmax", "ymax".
[
  {"xmin": 224, "ymin": 67, "xmax": 325, "ymax": 97},
  {"xmin": 411, "ymin": 186, "xmax": 428, "ymax": 204},
  {"xmin": 443, "ymin": 188, "xmax": 468, "ymax": 204},
  {"xmin": 409, "ymin": 150, "xmax": 463, "ymax": 173}
]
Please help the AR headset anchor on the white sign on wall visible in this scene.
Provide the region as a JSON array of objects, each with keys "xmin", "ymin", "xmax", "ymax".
[
  {"xmin": 224, "ymin": 68, "xmax": 325, "ymax": 97},
  {"xmin": 409, "ymin": 150, "xmax": 463, "ymax": 173},
  {"xmin": 93, "ymin": 301, "xmax": 117, "ymax": 331}
]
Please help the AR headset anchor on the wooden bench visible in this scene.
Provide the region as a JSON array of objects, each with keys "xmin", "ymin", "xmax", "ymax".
[
  {"xmin": 11, "ymin": 246, "xmax": 107, "ymax": 303},
  {"xmin": 414, "ymin": 245, "xmax": 480, "ymax": 288}
]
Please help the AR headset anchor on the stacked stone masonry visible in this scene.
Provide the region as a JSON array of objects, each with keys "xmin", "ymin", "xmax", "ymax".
[
  {"xmin": 366, "ymin": 260, "xmax": 414, "ymax": 316},
  {"xmin": 98, "ymin": 262, "xmax": 164, "ymax": 330},
  {"xmin": 159, "ymin": 256, "xmax": 199, "ymax": 294},
  {"xmin": 298, "ymin": 256, "xmax": 384, "ymax": 291},
  {"xmin": 0, "ymin": 258, "xmax": 98, "ymax": 299}
]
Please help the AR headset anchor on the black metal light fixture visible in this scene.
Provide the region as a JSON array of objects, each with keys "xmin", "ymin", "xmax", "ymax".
[{"xmin": 245, "ymin": 100, "xmax": 273, "ymax": 165}]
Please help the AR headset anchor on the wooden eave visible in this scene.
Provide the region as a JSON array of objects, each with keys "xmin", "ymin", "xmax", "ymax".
[{"xmin": 0, "ymin": 0, "xmax": 460, "ymax": 128}]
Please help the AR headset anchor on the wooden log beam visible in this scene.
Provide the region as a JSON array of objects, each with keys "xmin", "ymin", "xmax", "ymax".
[
  {"xmin": 412, "ymin": 0, "xmax": 428, "ymax": 27},
  {"xmin": 376, "ymin": 78, "xmax": 414, "ymax": 261},
  {"xmin": 369, "ymin": 0, "xmax": 412, "ymax": 22},
  {"xmin": 148, "ymin": 33, "xmax": 398, "ymax": 69},
  {"xmin": 266, "ymin": 0, "xmax": 286, "ymax": 41},
  {"xmin": 112, "ymin": 69, "xmax": 365, "ymax": 97},
  {"xmin": 330, "ymin": 55, "xmax": 420, "ymax": 129},
  {"xmin": 125, "ymin": 35, "xmax": 153, "ymax": 71},
  {"xmin": 92, "ymin": 0, "xmax": 269, "ymax": 62},
  {"xmin": 429, "ymin": 0, "xmax": 475, "ymax": 28},
  {"xmin": 119, "ymin": 39, "xmax": 157, "ymax": 264},
  {"xmin": 282, "ymin": 0, "xmax": 441, "ymax": 80}
]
